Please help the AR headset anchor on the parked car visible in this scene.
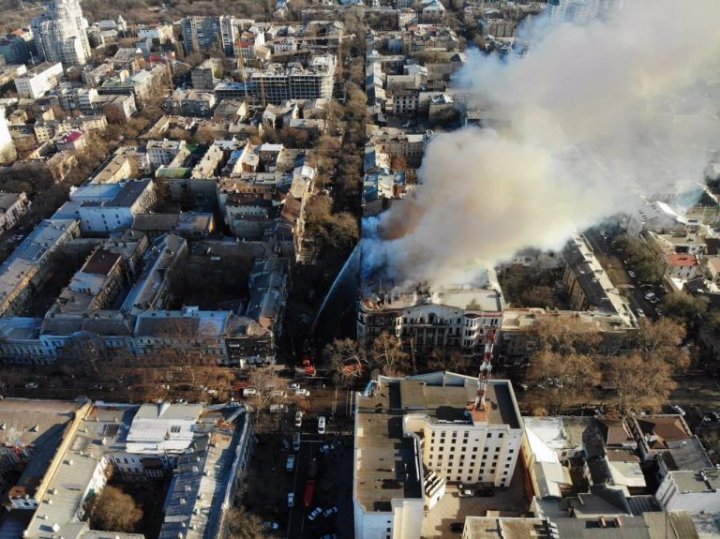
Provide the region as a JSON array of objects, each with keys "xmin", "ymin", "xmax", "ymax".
[
  {"xmin": 292, "ymin": 432, "xmax": 301, "ymax": 451},
  {"xmin": 286, "ymin": 454, "xmax": 296, "ymax": 472},
  {"xmin": 269, "ymin": 404, "xmax": 287, "ymax": 414},
  {"xmin": 476, "ymin": 488, "xmax": 495, "ymax": 497},
  {"xmin": 318, "ymin": 416, "xmax": 326, "ymax": 435},
  {"xmin": 323, "ymin": 506, "xmax": 339, "ymax": 518},
  {"xmin": 671, "ymin": 404, "xmax": 686, "ymax": 416},
  {"xmin": 645, "ymin": 291, "xmax": 656, "ymax": 300},
  {"xmin": 271, "ymin": 390, "xmax": 287, "ymax": 399},
  {"xmin": 287, "ymin": 492, "xmax": 295, "ymax": 508},
  {"xmin": 628, "ymin": 271, "xmax": 636, "ymax": 278},
  {"xmin": 262, "ymin": 521, "xmax": 279, "ymax": 531},
  {"xmin": 637, "ymin": 308, "xmax": 645, "ymax": 318},
  {"xmin": 295, "ymin": 388, "xmax": 310, "ymax": 397},
  {"xmin": 450, "ymin": 522, "xmax": 464, "ymax": 533},
  {"xmin": 24, "ymin": 382, "xmax": 38, "ymax": 389},
  {"xmin": 295, "ymin": 410, "xmax": 303, "ymax": 427},
  {"xmin": 308, "ymin": 507, "xmax": 323, "ymax": 521},
  {"xmin": 288, "ymin": 382, "xmax": 301, "ymax": 390},
  {"xmin": 459, "ymin": 487, "xmax": 475, "ymax": 498},
  {"xmin": 243, "ymin": 387, "xmax": 257, "ymax": 397}
]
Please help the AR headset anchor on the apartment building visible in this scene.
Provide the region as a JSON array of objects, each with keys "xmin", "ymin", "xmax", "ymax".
[
  {"xmin": 562, "ymin": 235, "xmax": 637, "ymax": 326},
  {"xmin": 163, "ymin": 88, "xmax": 217, "ymax": 117},
  {"xmin": 0, "ymin": 219, "xmax": 80, "ymax": 316},
  {"xmin": 147, "ymin": 139, "xmax": 187, "ymax": 168},
  {"xmin": 181, "ymin": 15, "xmax": 237, "ymax": 55},
  {"xmin": 0, "ymin": 192, "xmax": 28, "ymax": 231},
  {"xmin": 14, "ymin": 62, "xmax": 63, "ymax": 99},
  {"xmin": 354, "ymin": 372, "xmax": 523, "ymax": 539},
  {"xmin": 31, "ymin": 0, "xmax": 91, "ymax": 65},
  {"xmin": 69, "ymin": 179, "xmax": 157, "ymax": 234},
  {"xmin": 248, "ymin": 55, "xmax": 336, "ymax": 104},
  {"xmin": 191, "ymin": 58, "xmax": 223, "ymax": 89}
]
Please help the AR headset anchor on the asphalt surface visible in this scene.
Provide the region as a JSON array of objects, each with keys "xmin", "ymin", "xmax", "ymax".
[{"xmin": 280, "ymin": 391, "xmax": 355, "ymax": 539}]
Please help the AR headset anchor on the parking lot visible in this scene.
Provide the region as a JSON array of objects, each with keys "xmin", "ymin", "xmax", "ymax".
[{"xmin": 421, "ymin": 464, "xmax": 529, "ymax": 538}]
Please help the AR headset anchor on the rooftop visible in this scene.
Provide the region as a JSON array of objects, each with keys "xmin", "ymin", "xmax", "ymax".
[{"xmin": 355, "ymin": 373, "xmax": 522, "ymax": 511}]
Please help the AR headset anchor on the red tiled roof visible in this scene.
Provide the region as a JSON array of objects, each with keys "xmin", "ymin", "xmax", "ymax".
[{"xmin": 666, "ymin": 254, "xmax": 698, "ymax": 267}]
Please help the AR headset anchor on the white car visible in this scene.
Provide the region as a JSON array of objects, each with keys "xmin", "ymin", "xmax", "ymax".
[
  {"xmin": 637, "ymin": 308, "xmax": 645, "ymax": 318},
  {"xmin": 318, "ymin": 416, "xmax": 326, "ymax": 435},
  {"xmin": 287, "ymin": 492, "xmax": 295, "ymax": 508},
  {"xmin": 295, "ymin": 410, "xmax": 303, "ymax": 427},
  {"xmin": 24, "ymin": 382, "xmax": 38, "ymax": 389},
  {"xmin": 288, "ymin": 382, "xmax": 301, "ymax": 390},
  {"xmin": 295, "ymin": 388, "xmax": 310, "ymax": 397},
  {"xmin": 243, "ymin": 387, "xmax": 257, "ymax": 396},
  {"xmin": 308, "ymin": 507, "xmax": 323, "ymax": 521},
  {"xmin": 645, "ymin": 292, "xmax": 656, "ymax": 300}
]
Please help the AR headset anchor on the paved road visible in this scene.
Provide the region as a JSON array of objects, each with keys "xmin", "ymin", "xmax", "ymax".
[
  {"xmin": 283, "ymin": 396, "xmax": 355, "ymax": 539},
  {"xmin": 582, "ymin": 227, "xmax": 663, "ymax": 320}
]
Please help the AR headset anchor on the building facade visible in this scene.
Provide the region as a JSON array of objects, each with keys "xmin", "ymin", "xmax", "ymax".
[{"xmin": 31, "ymin": 0, "xmax": 91, "ymax": 65}]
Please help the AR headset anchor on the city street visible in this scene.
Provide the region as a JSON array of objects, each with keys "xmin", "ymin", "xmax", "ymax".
[{"xmin": 582, "ymin": 227, "xmax": 664, "ymax": 320}]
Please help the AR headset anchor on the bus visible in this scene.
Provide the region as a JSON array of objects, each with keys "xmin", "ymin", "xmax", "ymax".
[{"xmin": 303, "ymin": 480, "xmax": 316, "ymax": 508}]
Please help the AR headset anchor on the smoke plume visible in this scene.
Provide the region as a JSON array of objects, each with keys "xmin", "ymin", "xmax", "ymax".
[{"xmin": 363, "ymin": 0, "xmax": 720, "ymax": 286}]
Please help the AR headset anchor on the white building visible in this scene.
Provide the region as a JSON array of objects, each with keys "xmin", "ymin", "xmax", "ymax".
[
  {"xmin": 70, "ymin": 179, "xmax": 156, "ymax": 234},
  {"xmin": 0, "ymin": 192, "xmax": 29, "ymax": 231},
  {"xmin": 147, "ymin": 139, "xmax": 187, "ymax": 168},
  {"xmin": 14, "ymin": 62, "xmax": 64, "ymax": 99},
  {"xmin": 655, "ymin": 468, "xmax": 720, "ymax": 514},
  {"xmin": 354, "ymin": 372, "xmax": 523, "ymax": 539},
  {"xmin": 357, "ymin": 270, "xmax": 505, "ymax": 353},
  {"xmin": 31, "ymin": 0, "xmax": 91, "ymax": 65}
]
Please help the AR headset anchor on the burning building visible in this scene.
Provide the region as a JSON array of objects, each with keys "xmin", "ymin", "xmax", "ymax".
[{"xmin": 357, "ymin": 267, "xmax": 505, "ymax": 354}]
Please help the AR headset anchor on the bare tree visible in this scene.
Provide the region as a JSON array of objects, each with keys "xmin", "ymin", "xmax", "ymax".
[{"xmin": 370, "ymin": 332, "xmax": 410, "ymax": 376}]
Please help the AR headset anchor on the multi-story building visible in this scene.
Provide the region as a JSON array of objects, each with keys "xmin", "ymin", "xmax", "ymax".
[
  {"xmin": 354, "ymin": 372, "xmax": 523, "ymax": 539},
  {"xmin": 247, "ymin": 55, "xmax": 336, "ymax": 104},
  {"xmin": 69, "ymin": 179, "xmax": 157, "ymax": 234},
  {"xmin": 31, "ymin": 0, "xmax": 91, "ymax": 65},
  {"xmin": 163, "ymin": 88, "xmax": 217, "ymax": 117},
  {"xmin": 137, "ymin": 23, "xmax": 174, "ymax": 44},
  {"xmin": 191, "ymin": 58, "xmax": 222, "ymax": 89},
  {"xmin": 147, "ymin": 139, "xmax": 187, "ymax": 168},
  {"xmin": 0, "ymin": 192, "xmax": 28, "ymax": 231},
  {"xmin": 0, "ymin": 219, "xmax": 80, "ymax": 316},
  {"xmin": 562, "ymin": 235, "xmax": 637, "ymax": 326},
  {"xmin": 181, "ymin": 16, "xmax": 236, "ymax": 55},
  {"xmin": 13, "ymin": 62, "xmax": 63, "ymax": 99},
  {"xmin": 547, "ymin": 0, "xmax": 623, "ymax": 26},
  {"xmin": 357, "ymin": 270, "xmax": 505, "ymax": 353},
  {"xmin": 3, "ymin": 400, "xmax": 253, "ymax": 539}
]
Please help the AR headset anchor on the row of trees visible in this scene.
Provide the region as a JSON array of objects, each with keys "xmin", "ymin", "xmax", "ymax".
[
  {"xmin": 525, "ymin": 316, "xmax": 689, "ymax": 413},
  {"xmin": 322, "ymin": 315, "xmax": 691, "ymax": 414}
]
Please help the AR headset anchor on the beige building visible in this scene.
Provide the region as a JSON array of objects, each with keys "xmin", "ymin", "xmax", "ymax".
[{"xmin": 354, "ymin": 372, "xmax": 523, "ymax": 539}]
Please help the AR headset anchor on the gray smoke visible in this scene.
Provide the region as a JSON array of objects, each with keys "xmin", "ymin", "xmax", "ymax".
[{"xmin": 363, "ymin": 0, "xmax": 720, "ymax": 286}]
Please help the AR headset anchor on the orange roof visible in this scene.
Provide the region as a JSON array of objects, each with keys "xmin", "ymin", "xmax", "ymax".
[{"xmin": 666, "ymin": 254, "xmax": 698, "ymax": 267}]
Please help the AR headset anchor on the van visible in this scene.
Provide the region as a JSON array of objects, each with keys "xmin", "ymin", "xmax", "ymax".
[
  {"xmin": 317, "ymin": 416, "xmax": 326, "ymax": 435},
  {"xmin": 292, "ymin": 432, "xmax": 301, "ymax": 451}
]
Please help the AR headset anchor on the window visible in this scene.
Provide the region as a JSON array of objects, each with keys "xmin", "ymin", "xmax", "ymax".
[
  {"xmin": 509, "ymin": 449, "xmax": 514, "ymax": 454},
  {"xmin": 498, "ymin": 433, "xmax": 504, "ymax": 438},
  {"xmin": 170, "ymin": 425, "xmax": 181, "ymax": 433},
  {"xmin": 484, "ymin": 447, "xmax": 489, "ymax": 452}
]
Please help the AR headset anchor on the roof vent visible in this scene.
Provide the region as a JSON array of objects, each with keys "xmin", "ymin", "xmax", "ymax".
[{"xmin": 51, "ymin": 523, "xmax": 60, "ymax": 533}]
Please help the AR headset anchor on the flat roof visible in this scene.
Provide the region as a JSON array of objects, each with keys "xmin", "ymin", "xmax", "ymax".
[{"xmin": 355, "ymin": 373, "xmax": 522, "ymax": 511}]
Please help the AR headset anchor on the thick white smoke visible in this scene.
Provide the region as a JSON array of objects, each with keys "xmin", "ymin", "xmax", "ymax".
[{"xmin": 363, "ymin": 0, "xmax": 720, "ymax": 286}]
